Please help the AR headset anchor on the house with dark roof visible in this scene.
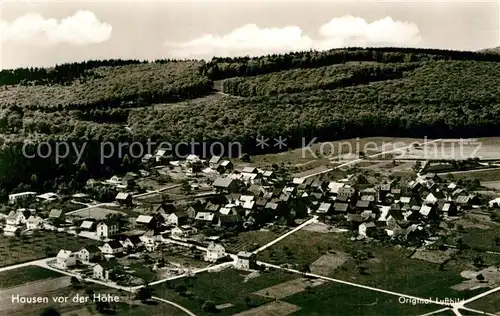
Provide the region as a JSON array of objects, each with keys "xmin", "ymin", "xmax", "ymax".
[
  {"xmin": 317, "ymin": 203, "xmax": 332, "ymax": 214},
  {"xmin": 115, "ymin": 192, "xmax": 132, "ymax": 205},
  {"xmin": 166, "ymin": 211, "xmax": 188, "ymax": 226},
  {"xmin": 102, "ymin": 241, "xmax": 124, "ymax": 254},
  {"xmin": 48, "ymin": 209, "xmax": 65, "ymax": 222},
  {"xmin": 333, "ymin": 202, "xmax": 349, "ymax": 214},
  {"xmin": 78, "ymin": 245, "xmax": 101, "ymax": 263},
  {"xmin": 93, "ymin": 261, "xmax": 115, "ymax": 280},
  {"xmin": 213, "ymin": 177, "xmax": 238, "ymax": 193},
  {"xmin": 217, "ymin": 214, "xmax": 242, "ymax": 228},
  {"xmin": 355, "ymin": 200, "xmax": 372, "ymax": 213},
  {"xmin": 121, "ymin": 235, "xmax": 144, "ymax": 249}
]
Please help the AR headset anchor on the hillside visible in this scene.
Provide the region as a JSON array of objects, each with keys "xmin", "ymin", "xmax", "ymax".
[{"xmin": 1, "ymin": 47, "xmax": 500, "ymax": 194}]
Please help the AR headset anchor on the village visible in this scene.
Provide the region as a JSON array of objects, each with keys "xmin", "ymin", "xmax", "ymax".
[{"xmin": 3, "ymin": 141, "xmax": 500, "ymax": 315}]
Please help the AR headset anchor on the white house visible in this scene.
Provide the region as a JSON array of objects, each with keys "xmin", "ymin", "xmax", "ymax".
[
  {"xmin": 96, "ymin": 221, "xmax": 119, "ymax": 239},
  {"xmin": 8, "ymin": 192, "xmax": 36, "ymax": 204},
  {"xmin": 56, "ymin": 250, "xmax": 77, "ymax": 270},
  {"xmin": 3, "ymin": 225, "xmax": 18, "ymax": 236},
  {"xmin": 171, "ymin": 226, "xmax": 185, "ymax": 238},
  {"xmin": 26, "ymin": 216, "xmax": 43, "ymax": 230},
  {"xmin": 78, "ymin": 245, "xmax": 101, "ymax": 263},
  {"xmin": 166, "ymin": 211, "xmax": 187, "ymax": 226},
  {"xmin": 120, "ymin": 236, "xmax": 143, "ymax": 249},
  {"xmin": 235, "ymin": 251, "xmax": 256, "ymax": 270},
  {"xmin": 36, "ymin": 192, "xmax": 59, "ymax": 202},
  {"xmin": 204, "ymin": 243, "xmax": 226, "ymax": 263},
  {"xmin": 358, "ymin": 222, "xmax": 376, "ymax": 237},
  {"xmin": 186, "ymin": 154, "xmax": 201, "ymax": 163},
  {"xmin": 93, "ymin": 262, "xmax": 112, "ymax": 280},
  {"xmin": 6, "ymin": 209, "xmax": 31, "ymax": 226},
  {"xmin": 101, "ymin": 241, "xmax": 124, "ymax": 255}
]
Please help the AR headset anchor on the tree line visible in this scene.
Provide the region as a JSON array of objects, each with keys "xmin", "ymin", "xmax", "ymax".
[{"xmin": 202, "ymin": 47, "xmax": 500, "ymax": 80}]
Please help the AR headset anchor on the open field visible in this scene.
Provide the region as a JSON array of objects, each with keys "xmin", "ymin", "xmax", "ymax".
[
  {"xmin": 466, "ymin": 291, "xmax": 500, "ymax": 314},
  {"xmin": 0, "ymin": 231, "xmax": 99, "ymax": 267},
  {"xmin": 481, "ymin": 181, "xmax": 500, "ymax": 190},
  {"xmin": 258, "ymin": 230, "xmax": 351, "ymax": 267},
  {"xmin": 462, "ymin": 227, "xmax": 500, "ymax": 252},
  {"xmin": 259, "ymin": 231, "xmax": 487, "ymax": 300},
  {"xmin": 396, "ymin": 139, "xmax": 500, "ymax": 160},
  {"xmin": 1, "ymin": 276, "xmax": 72, "ymax": 315},
  {"xmin": 235, "ymin": 137, "xmax": 429, "ymax": 169},
  {"xmin": 253, "ymin": 277, "xmax": 325, "ymax": 299},
  {"xmin": 0, "ymin": 265, "xmax": 63, "ymax": 288},
  {"xmin": 154, "ymin": 268, "xmax": 298, "ymax": 316},
  {"xmin": 4, "ymin": 281, "xmax": 189, "ymax": 316},
  {"xmin": 224, "ymin": 230, "xmax": 282, "ymax": 253},
  {"xmin": 68, "ymin": 207, "xmax": 127, "ymax": 220},
  {"xmin": 232, "ymin": 300, "xmax": 300, "ymax": 316},
  {"xmin": 283, "ymin": 282, "xmax": 442, "ymax": 316},
  {"xmin": 439, "ymin": 168, "xmax": 500, "ymax": 182}
]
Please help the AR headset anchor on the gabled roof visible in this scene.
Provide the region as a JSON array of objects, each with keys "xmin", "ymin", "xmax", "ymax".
[
  {"xmin": 265, "ymin": 202, "xmax": 279, "ymax": 210},
  {"xmin": 127, "ymin": 235, "xmax": 143, "ymax": 245},
  {"xmin": 363, "ymin": 222, "xmax": 376, "ymax": 228},
  {"xmin": 317, "ymin": 203, "xmax": 331, "ymax": 213},
  {"xmin": 170, "ymin": 211, "xmax": 187, "ymax": 219},
  {"xmin": 49, "ymin": 209, "xmax": 64, "ymax": 218},
  {"xmin": 136, "ymin": 215, "xmax": 154, "ymax": 224},
  {"xmin": 400, "ymin": 197, "xmax": 412, "ymax": 204},
  {"xmin": 205, "ymin": 202, "xmax": 220, "ymax": 212},
  {"xmin": 333, "ymin": 203, "xmax": 349, "ymax": 212},
  {"xmin": 328, "ymin": 182, "xmax": 345, "ymax": 194},
  {"xmin": 356, "ymin": 200, "xmax": 370, "ymax": 208},
  {"xmin": 116, "ymin": 192, "xmax": 131, "ymax": 200},
  {"xmin": 242, "ymin": 166, "xmax": 257, "ymax": 173},
  {"xmin": 220, "ymin": 160, "xmax": 232, "ymax": 167},
  {"xmin": 195, "ymin": 212, "xmax": 216, "ymax": 221},
  {"xmin": 80, "ymin": 220, "xmax": 95, "ymax": 229},
  {"xmin": 419, "ymin": 205, "xmax": 433, "ymax": 216},
  {"xmin": 218, "ymin": 214, "xmax": 241, "ymax": 226},
  {"xmin": 456, "ymin": 195, "xmax": 470, "ymax": 204},
  {"xmin": 81, "ymin": 245, "xmax": 101, "ymax": 253},
  {"xmin": 262, "ymin": 170, "xmax": 274, "ymax": 177},
  {"xmin": 105, "ymin": 241, "xmax": 123, "ymax": 249},
  {"xmin": 237, "ymin": 251, "xmax": 254, "ymax": 258},
  {"xmin": 209, "ymin": 156, "xmax": 222, "ymax": 164},
  {"xmin": 213, "ymin": 177, "xmax": 234, "ymax": 188},
  {"xmin": 57, "ymin": 249, "xmax": 72, "ymax": 260},
  {"xmin": 27, "ymin": 215, "xmax": 42, "ymax": 223}
]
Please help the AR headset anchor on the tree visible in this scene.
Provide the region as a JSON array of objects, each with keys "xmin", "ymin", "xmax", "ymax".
[
  {"xmin": 244, "ymin": 296, "xmax": 252, "ymax": 306},
  {"xmin": 300, "ymin": 264, "xmax": 311, "ymax": 273},
  {"xmin": 202, "ymin": 300, "xmax": 218, "ymax": 313},
  {"xmin": 136, "ymin": 286, "xmax": 152, "ymax": 302},
  {"xmin": 70, "ymin": 276, "xmax": 80, "ymax": 288},
  {"xmin": 40, "ymin": 307, "xmax": 60, "ymax": 316},
  {"xmin": 473, "ymin": 256, "xmax": 484, "ymax": 268},
  {"xmin": 180, "ymin": 180, "xmax": 191, "ymax": 195}
]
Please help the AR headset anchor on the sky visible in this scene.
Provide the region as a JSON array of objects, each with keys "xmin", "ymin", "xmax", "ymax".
[{"xmin": 0, "ymin": 0, "xmax": 499, "ymax": 69}]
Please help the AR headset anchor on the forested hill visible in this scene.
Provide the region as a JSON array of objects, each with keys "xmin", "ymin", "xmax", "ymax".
[{"xmin": 1, "ymin": 46, "xmax": 500, "ymax": 195}]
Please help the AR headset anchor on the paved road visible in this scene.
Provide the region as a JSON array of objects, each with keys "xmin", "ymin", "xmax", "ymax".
[
  {"xmin": 252, "ymin": 216, "xmax": 318, "ymax": 254},
  {"xmin": 302, "ymin": 138, "xmax": 443, "ymax": 179}
]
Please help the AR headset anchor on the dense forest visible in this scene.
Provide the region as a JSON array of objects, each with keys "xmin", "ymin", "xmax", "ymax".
[{"xmin": 1, "ymin": 47, "xmax": 500, "ymax": 196}]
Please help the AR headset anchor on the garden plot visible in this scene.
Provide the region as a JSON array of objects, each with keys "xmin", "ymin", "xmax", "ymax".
[
  {"xmin": 232, "ymin": 300, "xmax": 300, "ymax": 316},
  {"xmin": 310, "ymin": 252, "xmax": 349, "ymax": 275},
  {"xmin": 253, "ymin": 277, "xmax": 325, "ymax": 300}
]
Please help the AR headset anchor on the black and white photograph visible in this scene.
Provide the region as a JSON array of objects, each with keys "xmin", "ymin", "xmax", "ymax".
[{"xmin": 1, "ymin": 0, "xmax": 500, "ymax": 315}]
